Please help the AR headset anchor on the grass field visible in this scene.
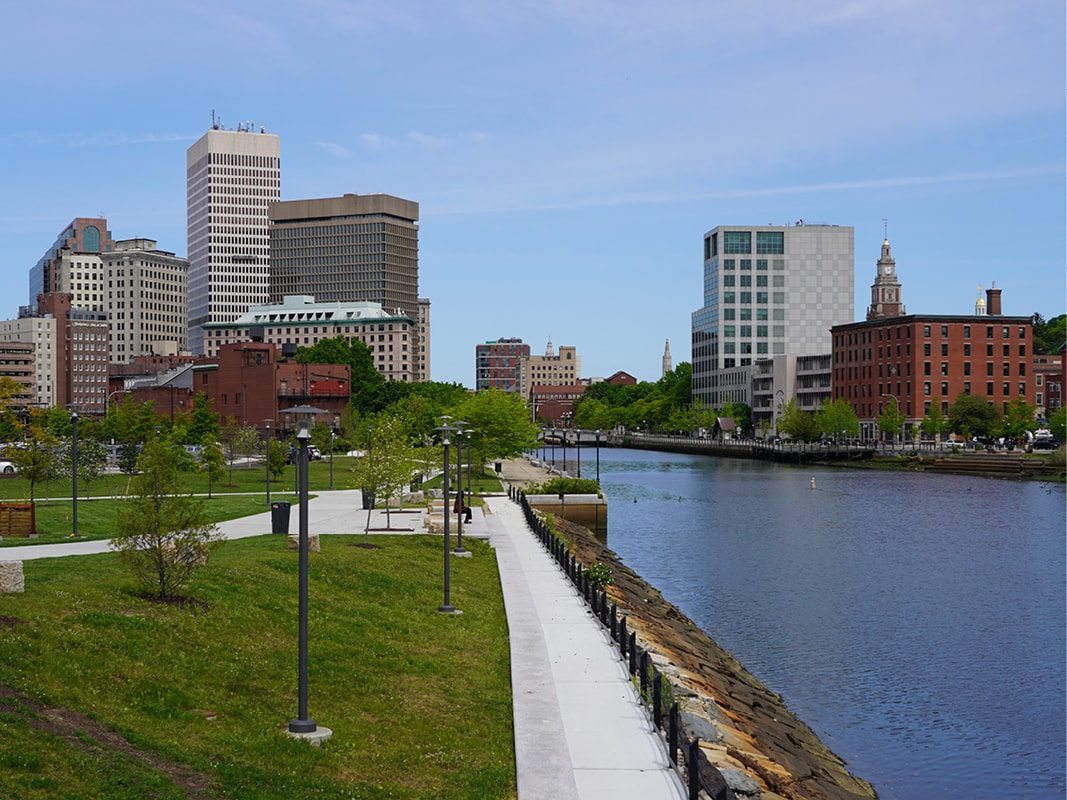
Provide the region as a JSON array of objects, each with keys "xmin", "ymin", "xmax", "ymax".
[{"xmin": 0, "ymin": 534, "xmax": 516, "ymax": 799}]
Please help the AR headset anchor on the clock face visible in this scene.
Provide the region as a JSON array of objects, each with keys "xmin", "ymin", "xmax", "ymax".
[{"xmin": 885, "ymin": 265, "xmax": 893, "ymax": 275}]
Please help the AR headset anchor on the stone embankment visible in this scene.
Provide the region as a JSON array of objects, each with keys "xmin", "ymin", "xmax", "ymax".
[
  {"xmin": 556, "ymin": 515, "xmax": 876, "ymax": 800},
  {"xmin": 495, "ymin": 458, "xmax": 876, "ymax": 800}
]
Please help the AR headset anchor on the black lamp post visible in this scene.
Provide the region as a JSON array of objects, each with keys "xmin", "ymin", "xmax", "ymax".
[
  {"xmin": 264, "ymin": 419, "xmax": 272, "ymax": 507},
  {"xmin": 328, "ymin": 428, "xmax": 335, "ymax": 490},
  {"xmin": 452, "ymin": 421, "xmax": 468, "ymax": 555},
  {"xmin": 576, "ymin": 429, "xmax": 581, "ymax": 478},
  {"xmin": 283, "ymin": 405, "xmax": 329, "ymax": 742},
  {"xmin": 435, "ymin": 421, "xmax": 461, "ymax": 614},
  {"xmin": 561, "ymin": 428, "xmax": 567, "ymax": 476},
  {"xmin": 70, "ymin": 409, "xmax": 79, "ymax": 539},
  {"xmin": 595, "ymin": 429, "xmax": 601, "ymax": 484}
]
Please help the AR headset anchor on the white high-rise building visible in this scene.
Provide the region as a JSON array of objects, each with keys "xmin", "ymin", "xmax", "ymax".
[
  {"xmin": 186, "ymin": 121, "xmax": 280, "ymax": 354},
  {"xmin": 691, "ymin": 223, "xmax": 854, "ymax": 408}
]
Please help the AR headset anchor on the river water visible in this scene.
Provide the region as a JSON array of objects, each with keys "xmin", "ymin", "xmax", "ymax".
[{"xmin": 577, "ymin": 447, "xmax": 1065, "ymax": 800}]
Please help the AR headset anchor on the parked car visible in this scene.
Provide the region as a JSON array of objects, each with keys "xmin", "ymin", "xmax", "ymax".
[
  {"xmin": 0, "ymin": 461, "xmax": 16, "ymax": 474},
  {"xmin": 1033, "ymin": 434, "xmax": 1062, "ymax": 451},
  {"xmin": 308, "ymin": 446, "xmax": 322, "ymax": 461}
]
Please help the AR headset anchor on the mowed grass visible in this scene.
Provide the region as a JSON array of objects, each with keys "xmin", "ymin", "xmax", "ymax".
[{"xmin": 0, "ymin": 534, "xmax": 516, "ymax": 799}]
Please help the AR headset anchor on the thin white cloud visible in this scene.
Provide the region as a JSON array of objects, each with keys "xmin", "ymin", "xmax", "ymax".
[
  {"xmin": 407, "ymin": 131, "xmax": 446, "ymax": 149},
  {"xmin": 315, "ymin": 141, "xmax": 351, "ymax": 158}
]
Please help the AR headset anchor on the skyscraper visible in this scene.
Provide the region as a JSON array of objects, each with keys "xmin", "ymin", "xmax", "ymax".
[
  {"xmin": 268, "ymin": 192, "xmax": 429, "ymax": 379},
  {"xmin": 186, "ymin": 120, "xmax": 280, "ymax": 354},
  {"xmin": 691, "ymin": 223, "xmax": 854, "ymax": 407}
]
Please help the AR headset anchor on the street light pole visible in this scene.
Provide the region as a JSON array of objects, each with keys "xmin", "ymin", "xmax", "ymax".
[
  {"xmin": 264, "ymin": 419, "xmax": 272, "ymax": 507},
  {"xmin": 452, "ymin": 421, "xmax": 468, "ymax": 555},
  {"xmin": 70, "ymin": 409, "xmax": 79, "ymax": 539},
  {"xmin": 576, "ymin": 429, "xmax": 581, "ymax": 478},
  {"xmin": 329, "ymin": 429, "xmax": 335, "ymax": 490},
  {"xmin": 435, "ymin": 421, "xmax": 461, "ymax": 614},
  {"xmin": 283, "ymin": 405, "xmax": 330, "ymax": 743},
  {"xmin": 595, "ymin": 429, "xmax": 601, "ymax": 484}
]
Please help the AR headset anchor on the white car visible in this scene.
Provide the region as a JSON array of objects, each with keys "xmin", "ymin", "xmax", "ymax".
[{"xmin": 0, "ymin": 461, "xmax": 16, "ymax": 474}]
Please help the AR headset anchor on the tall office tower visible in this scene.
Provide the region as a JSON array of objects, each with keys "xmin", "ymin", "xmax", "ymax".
[
  {"xmin": 186, "ymin": 121, "xmax": 280, "ymax": 354},
  {"xmin": 268, "ymin": 193, "xmax": 424, "ymax": 375},
  {"xmin": 38, "ymin": 293, "xmax": 109, "ymax": 414},
  {"xmin": 416, "ymin": 298, "xmax": 431, "ymax": 381},
  {"xmin": 691, "ymin": 223, "xmax": 854, "ymax": 407},
  {"xmin": 101, "ymin": 239, "xmax": 188, "ymax": 362},
  {"xmin": 268, "ymin": 194, "xmax": 419, "ymax": 315},
  {"xmin": 29, "ymin": 217, "xmax": 115, "ymax": 309}
]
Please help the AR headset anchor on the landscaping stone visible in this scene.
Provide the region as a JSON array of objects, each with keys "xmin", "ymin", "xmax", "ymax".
[
  {"xmin": 0, "ymin": 561, "xmax": 24, "ymax": 593},
  {"xmin": 287, "ymin": 534, "xmax": 320, "ymax": 552}
]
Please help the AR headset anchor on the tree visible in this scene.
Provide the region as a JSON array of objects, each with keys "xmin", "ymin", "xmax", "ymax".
[
  {"xmin": 220, "ymin": 422, "xmax": 261, "ymax": 483},
  {"xmin": 1032, "ymin": 313, "xmax": 1066, "ymax": 355},
  {"xmin": 1047, "ymin": 405, "xmax": 1066, "ymax": 440},
  {"xmin": 452, "ymin": 388, "xmax": 541, "ymax": 470},
  {"xmin": 187, "ymin": 393, "xmax": 220, "ymax": 444},
  {"xmin": 111, "ymin": 439, "xmax": 222, "ymax": 600},
  {"xmin": 1002, "ymin": 396, "xmax": 1037, "ymax": 442},
  {"xmin": 266, "ymin": 438, "xmax": 288, "ymax": 481},
  {"xmin": 6, "ymin": 412, "xmax": 59, "ymax": 502},
  {"xmin": 817, "ymin": 398, "xmax": 860, "ymax": 441},
  {"xmin": 876, "ymin": 401, "xmax": 907, "ymax": 445},
  {"xmin": 349, "ymin": 415, "xmax": 414, "ymax": 536},
  {"xmin": 71, "ymin": 439, "xmax": 108, "ymax": 500},
  {"xmin": 199, "ymin": 435, "xmax": 225, "ymax": 499},
  {"xmin": 720, "ymin": 401, "xmax": 753, "ymax": 437},
  {"xmin": 922, "ymin": 401, "xmax": 950, "ymax": 442},
  {"xmin": 777, "ymin": 399, "xmax": 820, "ymax": 442},
  {"xmin": 948, "ymin": 393, "xmax": 1001, "ymax": 439}
]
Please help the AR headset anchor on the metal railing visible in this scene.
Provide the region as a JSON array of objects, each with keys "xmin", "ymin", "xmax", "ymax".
[{"xmin": 509, "ymin": 485, "xmax": 738, "ymax": 800}]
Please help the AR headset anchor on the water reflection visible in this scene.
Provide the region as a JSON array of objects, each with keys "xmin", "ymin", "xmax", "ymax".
[{"xmin": 597, "ymin": 448, "xmax": 1066, "ymax": 800}]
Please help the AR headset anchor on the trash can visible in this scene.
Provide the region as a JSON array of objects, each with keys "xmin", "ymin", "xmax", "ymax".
[
  {"xmin": 271, "ymin": 501, "xmax": 291, "ymax": 534},
  {"xmin": 494, "ymin": 462, "xmax": 502, "ymax": 473},
  {"xmin": 361, "ymin": 489, "xmax": 376, "ymax": 510}
]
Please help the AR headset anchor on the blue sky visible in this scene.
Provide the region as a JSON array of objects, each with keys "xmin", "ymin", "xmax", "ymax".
[{"xmin": 2, "ymin": 0, "xmax": 1063, "ymax": 385}]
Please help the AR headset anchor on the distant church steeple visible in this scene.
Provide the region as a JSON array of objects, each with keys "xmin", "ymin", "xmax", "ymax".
[
  {"xmin": 866, "ymin": 221, "xmax": 905, "ymax": 321},
  {"xmin": 662, "ymin": 339, "xmax": 672, "ymax": 378}
]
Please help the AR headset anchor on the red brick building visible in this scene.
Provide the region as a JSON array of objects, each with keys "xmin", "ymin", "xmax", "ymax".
[
  {"xmin": 192, "ymin": 342, "xmax": 350, "ymax": 433},
  {"xmin": 832, "ymin": 287, "xmax": 1032, "ymax": 440}
]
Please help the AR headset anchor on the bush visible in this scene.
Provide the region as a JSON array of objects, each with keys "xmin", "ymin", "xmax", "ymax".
[{"xmin": 530, "ymin": 477, "xmax": 601, "ymax": 495}]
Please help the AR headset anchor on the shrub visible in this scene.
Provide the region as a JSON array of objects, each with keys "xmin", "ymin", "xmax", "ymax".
[{"xmin": 531, "ymin": 477, "xmax": 601, "ymax": 496}]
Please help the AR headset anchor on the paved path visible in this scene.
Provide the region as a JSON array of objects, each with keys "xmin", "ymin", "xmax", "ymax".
[{"xmin": 3, "ymin": 484, "xmax": 685, "ymax": 800}]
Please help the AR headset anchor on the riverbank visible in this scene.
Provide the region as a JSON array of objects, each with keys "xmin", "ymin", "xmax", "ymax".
[
  {"xmin": 553, "ymin": 511, "xmax": 876, "ymax": 800},
  {"xmin": 498, "ymin": 458, "xmax": 876, "ymax": 800}
]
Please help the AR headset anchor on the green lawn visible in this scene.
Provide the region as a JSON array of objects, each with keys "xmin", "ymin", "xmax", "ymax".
[{"xmin": 0, "ymin": 534, "xmax": 516, "ymax": 799}]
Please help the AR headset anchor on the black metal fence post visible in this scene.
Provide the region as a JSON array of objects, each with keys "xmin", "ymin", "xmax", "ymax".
[
  {"xmin": 688, "ymin": 738, "xmax": 701, "ymax": 800},
  {"xmin": 668, "ymin": 703, "xmax": 679, "ymax": 765}
]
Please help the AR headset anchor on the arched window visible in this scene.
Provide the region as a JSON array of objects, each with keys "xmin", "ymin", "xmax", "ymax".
[{"xmin": 83, "ymin": 226, "xmax": 101, "ymax": 253}]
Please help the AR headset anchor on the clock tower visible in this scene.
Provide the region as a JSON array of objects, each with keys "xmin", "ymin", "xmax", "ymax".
[{"xmin": 866, "ymin": 237, "xmax": 905, "ymax": 320}]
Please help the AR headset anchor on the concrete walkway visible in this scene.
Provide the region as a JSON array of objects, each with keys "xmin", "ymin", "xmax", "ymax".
[{"xmin": 3, "ymin": 486, "xmax": 685, "ymax": 800}]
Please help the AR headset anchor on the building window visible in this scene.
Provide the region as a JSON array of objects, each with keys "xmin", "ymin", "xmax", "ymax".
[
  {"xmin": 987, "ymin": 363, "xmax": 994, "ymax": 376},
  {"xmin": 723, "ymin": 275, "xmax": 735, "ymax": 287},
  {"xmin": 740, "ymin": 275, "xmax": 751, "ymax": 287},
  {"xmin": 986, "ymin": 326, "xmax": 994, "ymax": 338},
  {"xmin": 723, "ymin": 259, "xmax": 735, "ymax": 270},
  {"xmin": 723, "ymin": 231, "xmax": 751, "ymax": 254},
  {"xmin": 924, "ymin": 343, "xmax": 931, "ymax": 356},
  {"xmin": 941, "ymin": 363, "xmax": 949, "ymax": 376},
  {"xmin": 964, "ymin": 343, "xmax": 971, "ymax": 356},
  {"xmin": 740, "ymin": 259, "xmax": 751, "ymax": 270},
  {"xmin": 942, "ymin": 382, "xmax": 949, "ymax": 395},
  {"xmin": 740, "ymin": 292, "xmax": 752, "ymax": 304},
  {"xmin": 924, "ymin": 325, "xmax": 931, "ymax": 337},
  {"xmin": 987, "ymin": 382, "xmax": 994, "ymax": 396},
  {"xmin": 963, "ymin": 325, "xmax": 971, "ymax": 338},
  {"xmin": 987, "ymin": 344, "xmax": 994, "ymax": 356},
  {"xmin": 963, "ymin": 382, "xmax": 970, "ymax": 394},
  {"xmin": 723, "ymin": 291, "xmax": 735, "ymax": 304},
  {"xmin": 756, "ymin": 292, "xmax": 768, "ymax": 304},
  {"xmin": 924, "ymin": 382, "xmax": 931, "ymax": 396},
  {"xmin": 964, "ymin": 362, "xmax": 971, "ymax": 376},
  {"xmin": 924, "ymin": 362, "xmax": 931, "ymax": 376},
  {"xmin": 756, "ymin": 231, "xmax": 784, "ymax": 254}
]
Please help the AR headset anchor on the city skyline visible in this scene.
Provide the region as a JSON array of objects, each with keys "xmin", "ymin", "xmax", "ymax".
[{"xmin": 2, "ymin": 0, "xmax": 1063, "ymax": 386}]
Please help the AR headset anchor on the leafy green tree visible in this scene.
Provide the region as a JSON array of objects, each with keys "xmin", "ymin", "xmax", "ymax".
[
  {"xmin": 118, "ymin": 442, "xmax": 141, "ymax": 474},
  {"xmin": 6, "ymin": 412, "xmax": 59, "ymax": 501},
  {"xmin": 453, "ymin": 388, "xmax": 541, "ymax": 470},
  {"xmin": 1002, "ymin": 396, "xmax": 1036, "ymax": 442},
  {"xmin": 948, "ymin": 393, "xmax": 1002, "ymax": 439},
  {"xmin": 777, "ymin": 399, "xmax": 820, "ymax": 442},
  {"xmin": 296, "ymin": 335, "xmax": 385, "ymax": 413},
  {"xmin": 111, "ymin": 439, "xmax": 222, "ymax": 600},
  {"xmin": 220, "ymin": 423, "xmax": 261, "ymax": 483},
  {"xmin": 348, "ymin": 417, "xmax": 414, "ymax": 538},
  {"xmin": 266, "ymin": 439, "xmax": 288, "ymax": 481},
  {"xmin": 1047, "ymin": 405, "xmax": 1066, "ymax": 440},
  {"xmin": 922, "ymin": 401, "xmax": 950, "ymax": 442},
  {"xmin": 817, "ymin": 398, "xmax": 860, "ymax": 441},
  {"xmin": 1032, "ymin": 313, "xmax": 1066, "ymax": 355},
  {"xmin": 720, "ymin": 402, "xmax": 753, "ymax": 437},
  {"xmin": 876, "ymin": 402, "xmax": 908, "ymax": 445},
  {"xmin": 187, "ymin": 393, "xmax": 220, "ymax": 445},
  {"xmin": 71, "ymin": 438, "xmax": 108, "ymax": 500},
  {"xmin": 199, "ymin": 435, "xmax": 225, "ymax": 499}
]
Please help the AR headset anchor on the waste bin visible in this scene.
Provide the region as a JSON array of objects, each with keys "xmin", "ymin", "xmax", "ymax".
[
  {"xmin": 271, "ymin": 501, "xmax": 291, "ymax": 534},
  {"xmin": 361, "ymin": 489, "xmax": 376, "ymax": 510},
  {"xmin": 494, "ymin": 462, "xmax": 502, "ymax": 473}
]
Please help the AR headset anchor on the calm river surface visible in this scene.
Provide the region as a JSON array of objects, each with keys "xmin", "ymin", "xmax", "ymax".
[{"xmin": 578, "ymin": 447, "xmax": 1065, "ymax": 800}]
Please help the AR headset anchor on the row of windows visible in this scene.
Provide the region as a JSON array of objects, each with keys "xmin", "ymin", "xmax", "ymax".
[{"xmin": 923, "ymin": 324, "xmax": 1027, "ymax": 339}]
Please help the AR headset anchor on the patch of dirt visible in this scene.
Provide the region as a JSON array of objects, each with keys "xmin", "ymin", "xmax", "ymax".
[
  {"xmin": 0, "ymin": 614, "xmax": 25, "ymax": 628},
  {"xmin": 351, "ymin": 542, "xmax": 383, "ymax": 549},
  {"xmin": 0, "ymin": 684, "xmax": 219, "ymax": 799}
]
